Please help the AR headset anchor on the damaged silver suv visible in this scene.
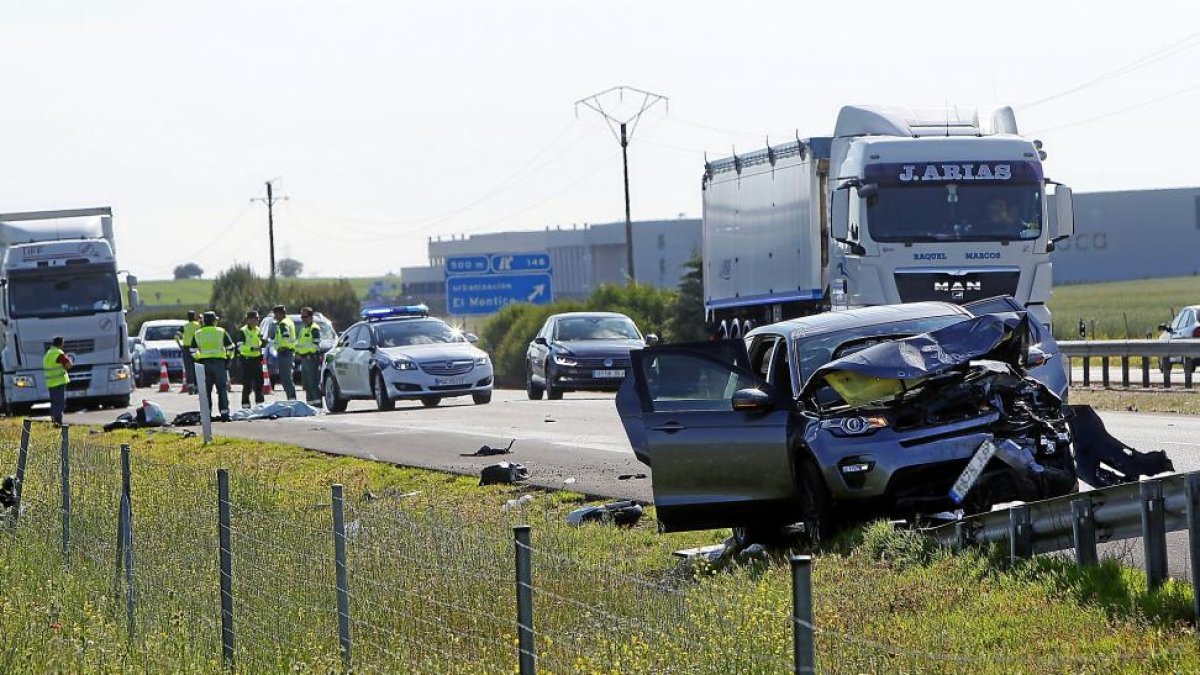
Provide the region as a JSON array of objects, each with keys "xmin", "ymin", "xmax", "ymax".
[{"xmin": 616, "ymin": 300, "xmax": 1083, "ymax": 542}]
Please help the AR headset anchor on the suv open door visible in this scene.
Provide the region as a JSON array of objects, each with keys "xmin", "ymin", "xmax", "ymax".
[{"xmin": 615, "ymin": 341, "xmax": 798, "ymax": 532}]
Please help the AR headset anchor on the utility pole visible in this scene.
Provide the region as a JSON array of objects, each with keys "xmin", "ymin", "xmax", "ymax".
[
  {"xmin": 252, "ymin": 180, "xmax": 287, "ymax": 287},
  {"xmin": 576, "ymin": 86, "xmax": 668, "ymax": 284}
]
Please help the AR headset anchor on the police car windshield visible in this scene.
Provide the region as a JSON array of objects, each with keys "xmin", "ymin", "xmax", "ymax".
[
  {"xmin": 8, "ymin": 267, "xmax": 121, "ymax": 319},
  {"xmin": 374, "ymin": 319, "xmax": 463, "ymax": 347},
  {"xmin": 868, "ymin": 184, "xmax": 1042, "ymax": 243},
  {"xmin": 554, "ymin": 316, "xmax": 641, "ymax": 341},
  {"xmin": 144, "ymin": 325, "xmax": 182, "ymax": 341}
]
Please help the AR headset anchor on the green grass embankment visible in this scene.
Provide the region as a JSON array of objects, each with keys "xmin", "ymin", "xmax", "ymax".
[{"xmin": 1050, "ymin": 275, "xmax": 1200, "ymax": 340}]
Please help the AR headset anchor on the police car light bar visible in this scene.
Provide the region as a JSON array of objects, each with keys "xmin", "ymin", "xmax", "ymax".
[{"xmin": 361, "ymin": 305, "xmax": 429, "ymax": 320}]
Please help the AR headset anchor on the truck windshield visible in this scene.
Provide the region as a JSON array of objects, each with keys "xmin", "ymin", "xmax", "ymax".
[
  {"xmin": 8, "ymin": 267, "xmax": 122, "ymax": 319},
  {"xmin": 867, "ymin": 183, "xmax": 1043, "ymax": 243}
]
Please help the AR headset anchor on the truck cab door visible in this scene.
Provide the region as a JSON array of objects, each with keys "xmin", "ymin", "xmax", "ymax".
[{"xmin": 616, "ymin": 341, "xmax": 797, "ymax": 533}]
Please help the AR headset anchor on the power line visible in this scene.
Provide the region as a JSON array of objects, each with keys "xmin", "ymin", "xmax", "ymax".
[{"xmin": 1030, "ymin": 79, "xmax": 1200, "ymax": 135}]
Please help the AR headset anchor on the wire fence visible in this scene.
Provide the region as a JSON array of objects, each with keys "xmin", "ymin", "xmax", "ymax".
[{"xmin": 1, "ymin": 421, "xmax": 1198, "ymax": 673}]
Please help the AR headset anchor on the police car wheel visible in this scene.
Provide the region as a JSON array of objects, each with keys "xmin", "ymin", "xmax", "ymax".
[
  {"xmin": 323, "ymin": 374, "xmax": 348, "ymax": 413},
  {"xmin": 472, "ymin": 392, "xmax": 492, "ymax": 405},
  {"xmin": 420, "ymin": 396, "xmax": 442, "ymax": 408},
  {"xmin": 372, "ymin": 371, "xmax": 395, "ymax": 411}
]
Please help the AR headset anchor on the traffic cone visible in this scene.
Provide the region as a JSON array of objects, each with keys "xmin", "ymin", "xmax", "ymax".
[
  {"xmin": 261, "ymin": 357, "xmax": 272, "ymax": 396},
  {"xmin": 179, "ymin": 360, "xmax": 190, "ymax": 393},
  {"xmin": 157, "ymin": 360, "xmax": 170, "ymax": 393}
]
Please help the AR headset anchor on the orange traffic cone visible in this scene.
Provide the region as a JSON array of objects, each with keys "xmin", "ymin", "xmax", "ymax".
[
  {"xmin": 157, "ymin": 360, "xmax": 170, "ymax": 392},
  {"xmin": 179, "ymin": 360, "xmax": 190, "ymax": 393},
  {"xmin": 261, "ymin": 357, "xmax": 272, "ymax": 396}
]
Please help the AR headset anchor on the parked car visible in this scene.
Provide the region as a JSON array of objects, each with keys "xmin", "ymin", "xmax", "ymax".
[
  {"xmin": 526, "ymin": 312, "xmax": 657, "ymax": 400},
  {"xmin": 1157, "ymin": 305, "xmax": 1200, "ymax": 374},
  {"xmin": 321, "ymin": 305, "xmax": 493, "ymax": 411},
  {"xmin": 130, "ymin": 319, "xmax": 187, "ymax": 386},
  {"xmin": 259, "ymin": 312, "xmax": 338, "ymax": 385},
  {"xmin": 615, "ymin": 299, "xmax": 1079, "ymax": 544}
]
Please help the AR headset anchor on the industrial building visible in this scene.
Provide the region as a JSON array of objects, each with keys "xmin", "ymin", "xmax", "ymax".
[{"xmin": 400, "ymin": 218, "xmax": 702, "ymax": 314}]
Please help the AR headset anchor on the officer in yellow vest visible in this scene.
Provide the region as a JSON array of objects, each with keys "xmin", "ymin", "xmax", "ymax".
[
  {"xmin": 188, "ymin": 311, "xmax": 235, "ymax": 419},
  {"xmin": 296, "ymin": 306, "xmax": 323, "ymax": 407},
  {"xmin": 176, "ymin": 310, "xmax": 201, "ymax": 394},
  {"xmin": 237, "ymin": 310, "xmax": 266, "ymax": 409},
  {"xmin": 43, "ymin": 336, "xmax": 73, "ymax": 425},
  {"xmin": 271, "ymin": 305, "xmax": 298, "ymax": 401}
]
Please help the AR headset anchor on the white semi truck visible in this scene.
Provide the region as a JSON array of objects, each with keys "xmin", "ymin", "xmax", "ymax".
[
  {"xmin": 702, "ymin": 105, "xmax": 1075, "ymax": 337},
  {"xmin": 0, "ymin": 208, "xmax": 138, "ymax": 414}
]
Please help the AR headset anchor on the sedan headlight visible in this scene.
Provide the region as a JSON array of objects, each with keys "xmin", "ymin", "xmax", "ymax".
[
  {"xmin": 553, "ymin": 355, "xmax": 577, "ymax": 367},
  {"xmin": 109, "ymin": 367, "xmax": 130, "ymax": 382},
  {"xmin": 390, "ymin": 358, "xmax": 418, "ymax": 371},
  {"xmin": 821, "ymin": 415, "xmax": 889, "ymax": 437},
  {"xmin": 474, "ymin": 355, "xmax": 489, "ymax": 366}
]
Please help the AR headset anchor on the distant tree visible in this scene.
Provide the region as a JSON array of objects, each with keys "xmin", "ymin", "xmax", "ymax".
[
  {"xmin": 669, "ymin": 255, "xmax": 708, "ymax": 342},
  {"xmin": 276, "ymin": 258, "xmax": 304, "ymax": 278},
  {"xmin": 173, "ymin": 262, "xmax": 204, "ymax": 280}
]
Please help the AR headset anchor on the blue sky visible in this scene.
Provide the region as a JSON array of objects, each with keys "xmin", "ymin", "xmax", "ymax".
[{"xmin": 1, "ymin": 0, "xmax": 1196, "ymax": 278}]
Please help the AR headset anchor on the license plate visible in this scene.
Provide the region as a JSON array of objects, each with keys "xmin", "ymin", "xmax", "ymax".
[
  {"xmin": 435, "ymin": 376, "xmax": 468, "ymax": 386},
  {"xmin": 66, "ymin": 389, "xmax": 88, "ymax": 399},
  {"xmin": 593, "ymin": 369, "xmax": 626, "ymax": 379},
  {"xmin": 949, "ymin": 439, "xmax": 997, "ymax": 504}
]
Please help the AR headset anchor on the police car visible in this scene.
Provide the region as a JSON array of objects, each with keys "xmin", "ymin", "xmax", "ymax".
[{"xmin": 320, "ymin": 306, "xmax": 493, "ymax": 412}]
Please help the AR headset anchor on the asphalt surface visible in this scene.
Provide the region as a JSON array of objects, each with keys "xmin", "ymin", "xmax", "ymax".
[{"xmin": 63, "ymin": 384, "xmax": 1200, "ymax": 578}]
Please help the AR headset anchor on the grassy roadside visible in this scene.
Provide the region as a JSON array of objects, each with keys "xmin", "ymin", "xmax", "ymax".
[
  {"xmin": 1071, "ymin": 388, "xmax": 1200, "ymax": 415},
  {"xmin": 1, "ymin": 420, "xmax": 1198, "ymax": 672},
  {"xmin": 137, "ymin": 277, "xmax": 392, "ymax": 308},
  {"xmin": 1050, "ymin": 275, "xmax": 1198, "ymax": 341}
]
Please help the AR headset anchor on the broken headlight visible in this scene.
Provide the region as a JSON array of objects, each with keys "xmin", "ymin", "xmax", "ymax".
[{"xmin": 821, "ymin": 415, "xmax": 889, "ymax": 437}]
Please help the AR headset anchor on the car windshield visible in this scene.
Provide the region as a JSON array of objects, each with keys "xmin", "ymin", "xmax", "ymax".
[
  {"xmin": 794, "ymin": 315, "xmax": 966, "ymax": 383},
  {"xmin": 554, "ymin": 316, "xmax": 640, "ymax": 341},
  {"xmin": 144, "ymin": 325, "xmax": 182, "ymax": 341},
  {"xmin": 374, "ymin": 319, "xmax": 463, "ymax": 347},
  {"xmin": 8, "ymin": 266, "xmax": 122, "ymax": 319}
]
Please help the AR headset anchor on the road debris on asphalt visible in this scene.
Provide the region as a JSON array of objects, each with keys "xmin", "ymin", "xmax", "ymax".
[
  {"xmin": 617, "ymin": 473, "xmax": 647, "ymax": 480},
  {"xmin": 566, "ymin": 500, "xmax": 643, "ymax": 527},
  {"xmin": 0, "ymin": 475, "xmax": 15, "ymax": 509},
  {"xmin": 462, "ymin": 439, "xmax": 515, "ymax": 457},
  {"xmin": 479, "ymin": 461, "xmax": 530, "ymax": 485},
  {"xmin": 1069, "ymin": 405, "xmax": 1175, "ymax": 487}
]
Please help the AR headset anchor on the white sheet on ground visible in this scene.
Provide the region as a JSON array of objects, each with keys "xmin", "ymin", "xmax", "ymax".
[{"xmin": 229, "ymin": 400, "xmax": 321, "ymax": 421}]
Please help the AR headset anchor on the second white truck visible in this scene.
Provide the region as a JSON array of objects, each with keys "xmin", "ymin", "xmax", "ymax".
[{"xmin": 703, "ymin": 105, "xmax": 1075, "ymax": 337}]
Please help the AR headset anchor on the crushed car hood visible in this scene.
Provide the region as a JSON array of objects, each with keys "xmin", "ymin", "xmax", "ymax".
[{"xmin": 798, "ymin": 314, "xmax": 1027, "ymax": 407}]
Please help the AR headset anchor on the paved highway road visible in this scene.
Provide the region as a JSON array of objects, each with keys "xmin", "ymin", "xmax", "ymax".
[{"xmin": 64, "ymin": 386, "xmax": 1200, "ymax": 577}]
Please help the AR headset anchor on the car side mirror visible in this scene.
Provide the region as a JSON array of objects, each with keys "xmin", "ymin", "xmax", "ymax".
[
  {"xmin": 131, "ymin": 337, "xmax": 143, "ymax": 347},
  {"xmin": 1158, "ymin": 324, "xmax": 1171, "ymax": 332},
  {"xmin": 1025, "ymin": 346, "xmax": 1052, "ymax": 368},
  {"xmin": 353, "ymin": 340, "xmax": 372, "ymax": 350},
  {"xmin": 534, "ymin": 337, "xmax": 548, "ymax": 346},
  {"xmin": 465, "ymin": 332, "xmax": 479, "ymax": 343},
  {"xmin": 731, "ymin": 387, "xmax": 772, "ymax": 413},
  {"xmin": 645, "ymin": 333, "xmax": 660, "ymax": 346}
]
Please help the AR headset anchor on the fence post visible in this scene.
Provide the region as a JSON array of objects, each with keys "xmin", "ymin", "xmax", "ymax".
[
  {"xmin": 1164, "ymin": 362, "xmax": 1173, "ymax": 389},
  {"xmin": 1184, "ymin": 473, "xmax": 1200, "ymax": 629},
  {"xmin": 1071, "ymin": 497, "xmax": 1097, "ymax": 567},
  {"xmin": 9, "ymin": 418, "xmax": 31, "ymax": 529},
  {"xmin": 1121, "ymin": 356, "xmax": 1130, "ymax": 388},
  {"xmin": 1009, "ymin": 504, "xmax": 1032, "ymax": 562},
  {"xmin": 1082, "ymin": 358, "xmax": 1090, "ymax": 387},
  {"xmin": 954, "ymin": 520, "xmax": 970, "ymax": 552},
  {"xmin": 790, "ymin": 555, "xmax": 816, "ymax": 674},
  {"xmin": 1140, "ymin": 479, "xmax": 1167, "ymax": 591},
  {"xmin": 121, "ymin": 444, "xmax": 135, "ymax": 641},
  {"xmin": 1101, "ymin": 356, "xmax": 1110, "ymax": 388},
  {"xmin": 1187, "ymin": 363, "xmax": 1194, "ymax": 390},
  {"xmin": 331, "ymin": 484, "xmax": 352, "ymax": 671},
  {"xmin": 1142, "ymin": 357, "xmax": 1150, "ymax": 388},
  {"xmin": 60, "ymin": 424, "xmax": 70, "ymax": 565},
  {"xmin": 513, "ymin": 525, "xmax": 536, "ymax": 675},
  {"xmin": 217, "ymin": 469, "xmax": 235, "ymax": 669},
  {"xmin": 197, "ymin": 365, "xmax": 212, "ymax": 444}
]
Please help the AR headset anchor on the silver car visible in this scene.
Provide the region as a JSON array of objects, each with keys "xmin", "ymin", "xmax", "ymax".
[
  {"xmin": 130, "ymin": 319, "xmax": 187, "ymax": 386},
  {"xmin": 320, "ymin": 306, "xmax": 494, "ymax": 411}
]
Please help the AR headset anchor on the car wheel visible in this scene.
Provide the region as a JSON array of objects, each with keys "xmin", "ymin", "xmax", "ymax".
[
  {"xmin": 526, "ymin": 366, "xmax": 544, "ymax": 400},
  {"xmin": 472, "ymin": 391, "xmax": 492, "ymax": 405},
  {"xmin": 545, "ymin": 367, "xmax": 563, "ymax": 400},
  {"xmin": 372, "ymin": 371, "xmax": 395, "ymax": 411},
  {"xmin": 323, "ymin": 373, "xmax": 348, "ymax": 413},
  {"xmin": 421, "ymin": 396, "xmax": 442, "ymax": 408}
]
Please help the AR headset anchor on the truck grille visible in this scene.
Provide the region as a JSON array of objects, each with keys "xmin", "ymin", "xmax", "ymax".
[
  {"xmin": 419, "ymin": 360, "xmax": 475, "ymax": 376},
  {"xmin": 66, "ymin": 365, "xmax": 92, "ymax": 392},
  {"xmin": 44, "ymin": 339, "xmax": 96, "ymax": 355},
  {"xmin": 894, "ymin": 270, "xmax": 1020, "ymax": 304}
]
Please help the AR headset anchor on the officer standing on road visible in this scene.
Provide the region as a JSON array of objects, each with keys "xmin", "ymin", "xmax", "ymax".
[
  {"xmin": 189, "ymin": 311, "xmax": 235, "ymax": 420},
  {"xmin": 237, "ymin": 310, "xmax": 266, "ymax": 409},
  {"xmin": 176, "ymin": 310, "xmax": 201, "ymax": 394},
  {"xmin": 271, "ymin": 305, "xmax": 298, "ymax": 401},
  {"xmin": 43, "ymin": 336, "xmax": 73, "ymax": 426},
  {"xmin": 296, "ymin": 306, "xmax": 322, "ymax": 407}
]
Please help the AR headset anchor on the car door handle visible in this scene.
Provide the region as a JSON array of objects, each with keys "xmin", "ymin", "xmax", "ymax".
[{"xmin": 650, "ymin": 422, "xmax": 686, "ymax": 433}]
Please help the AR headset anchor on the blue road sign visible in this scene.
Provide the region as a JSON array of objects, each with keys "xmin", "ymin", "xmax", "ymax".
[
  {"xmin": 445, "ymin": 255, "xmax": 490, "ymax": 276},
  {"xmin": 491, "ymin": 253, "xmax": 551, "ymax": 274},
  {"xmin": 447, "ymin": 273, "xmax": 553, "ymax": 316}
]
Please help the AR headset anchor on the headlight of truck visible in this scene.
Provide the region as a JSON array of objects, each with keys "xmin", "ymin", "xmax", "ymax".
[
  {"xmin": 12, "ymin": 376, "xmax": 33, "ymax": 388},
  {"xmin": 821, "ymin": 415, "xmax": 889, "ymax": 437},
  {"xmin": 553, "ymin": 355, "xmax": 577, "ymax": 367},
  {"xmin": 109, "ymin": 367, "xmax": 130, "ymax": 382}
]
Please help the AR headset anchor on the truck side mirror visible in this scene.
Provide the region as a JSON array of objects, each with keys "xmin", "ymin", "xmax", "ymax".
[
  {"xmin": 830, "ymin": 188, "xmax": 850, "ymax": 241},
  {"xmin": 1051, "ymin": 184, "xmax": 1074, "ymax": 241}
]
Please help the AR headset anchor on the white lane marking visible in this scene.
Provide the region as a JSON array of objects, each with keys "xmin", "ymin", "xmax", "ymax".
[{"xmin": 313, "ymin": 415, "xmax": 632, "ymax": 455}]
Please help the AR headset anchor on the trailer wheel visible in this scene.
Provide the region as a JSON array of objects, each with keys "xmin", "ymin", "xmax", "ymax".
[
  {"xmin": 730, "ymin": 321, "xmax": 742, "ymax": 340},
  {"xmin": 718, "ymin": 320, "xmax": 730, "ymax": 340}
]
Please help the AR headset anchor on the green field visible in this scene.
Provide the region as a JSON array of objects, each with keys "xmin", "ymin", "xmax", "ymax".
[
  {"xmin": 137, "ymin": 276, "xmax": 399, "ymax": 308},
  {"xmin": 0, "ymin": 420, "xmax": 1198, "ymax": 672},
  {"xmin": 1049, "ymin": 275, "xmax": 1199, "ymax": 340}
]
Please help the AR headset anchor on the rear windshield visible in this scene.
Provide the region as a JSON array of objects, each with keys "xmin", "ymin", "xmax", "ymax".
[{"xmin": 793, "ymin": 315, "xmax": 965, "ymax": 383}]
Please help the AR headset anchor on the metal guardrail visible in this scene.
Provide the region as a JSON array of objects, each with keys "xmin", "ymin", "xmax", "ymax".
[
  {"xmin": 926, "ymin": 472, "xmax": 1200, "ymax": 596},
  {"xmin": 1057, "ymin": 339, "xmax": 1200, "ymax": 388}
]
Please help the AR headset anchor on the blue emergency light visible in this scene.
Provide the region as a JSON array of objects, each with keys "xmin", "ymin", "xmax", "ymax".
[{"xmin": 361, "ymin": 305, "xmax": 430, "ymax": 321}]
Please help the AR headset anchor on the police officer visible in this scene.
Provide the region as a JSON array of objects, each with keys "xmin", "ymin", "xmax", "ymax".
[
  {"xmin": 176, "ymin": 310, "xmax": 201, "ymax": 394},
  {"xmin": 271, "ymin": 305, "xmax": 298, "ymax": 401},
  {"xmin": 237, "ymin": 310, "xmax": 266, "ymax": 409},
  {"xmin": 189, "ymin": 311, "xmax": 235, "ymax": 420},
  {"xmin": 296, "ymin": 306, "xmax": 322, "ymax": 407},
  {"xmin": 43, "ymin": 336, "xmax": 73, "ymax": 426}
]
